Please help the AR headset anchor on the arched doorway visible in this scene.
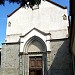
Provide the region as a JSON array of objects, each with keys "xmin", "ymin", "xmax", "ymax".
[{"xmin": 23, "ymin": 36, "xmax": 47, "ymax": 75}]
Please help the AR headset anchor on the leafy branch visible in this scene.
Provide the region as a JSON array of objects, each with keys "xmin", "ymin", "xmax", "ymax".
[{"xmin": 0, "ymin": 0, "xmax": 41, "ymax": 6}]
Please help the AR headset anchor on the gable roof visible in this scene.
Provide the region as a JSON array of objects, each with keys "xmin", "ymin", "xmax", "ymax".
[
  {"xmin": 7, "ymin": 0, "xmax": 67, "ymax": 17},
  {"xmin": 20, "ymin": 28, "xmax": 51, "ymax": 37},
  {"xmin": 7, "ymin": 6, "xmax": 21, "ymax": 17},
  {"xmin": 46, "ymin": 0, "xmax": 67, "ymax": 9}
]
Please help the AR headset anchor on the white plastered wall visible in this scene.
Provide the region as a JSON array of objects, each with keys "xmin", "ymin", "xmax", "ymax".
[{"xmin": 6, "ymin": 0, "xmax": 69, "ymax": 42}]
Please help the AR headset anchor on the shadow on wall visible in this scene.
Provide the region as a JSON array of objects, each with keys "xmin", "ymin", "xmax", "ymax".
[{"xmin": 48, "ymin": 39, "xmax": 74, "ymax": 75}]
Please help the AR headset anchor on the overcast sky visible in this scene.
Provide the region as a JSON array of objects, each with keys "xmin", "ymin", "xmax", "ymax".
[{"xmin": 0, "ymin": 0, "xmax": 69, "ymax": 47}]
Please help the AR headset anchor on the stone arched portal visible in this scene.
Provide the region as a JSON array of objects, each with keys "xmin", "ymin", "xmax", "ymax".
[
  {"xmin": 24, "ymin": 36, "xmax": 47, "ymax": 53},
  {"xmin": 19, "ymin": 36, "xmax": 48, "ymax": 75}
]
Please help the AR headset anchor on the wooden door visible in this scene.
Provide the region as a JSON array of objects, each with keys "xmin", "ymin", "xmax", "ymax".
[{"xmin": 29, "ymin": 57, "xmax": 43, "ymax": 75}]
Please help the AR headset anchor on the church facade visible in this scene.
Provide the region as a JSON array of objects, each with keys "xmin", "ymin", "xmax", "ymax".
[{"xmin": 0, "ymin": 0, "xmax": 73, "ymax": 75}]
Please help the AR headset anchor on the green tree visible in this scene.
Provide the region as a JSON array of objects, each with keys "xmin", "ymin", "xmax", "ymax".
[{"xmin": 0, "ymin": 0, "xmax": 41, "ymax": 6}]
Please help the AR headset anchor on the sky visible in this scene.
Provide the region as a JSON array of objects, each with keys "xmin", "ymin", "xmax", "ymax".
[{"xmin": 0, "ymin": 0, "xmax": 69, "ymax": 47}]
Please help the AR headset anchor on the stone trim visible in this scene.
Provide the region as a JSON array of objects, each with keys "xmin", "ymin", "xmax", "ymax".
[
  {"xmin": 19, "ymin": 51, "xmax": 51, "ymax": 56},
  {"xmin": 20, "ymin": 28, "xmax": 51, "ymax": 37},
  {"xmin": 50, "ymin": 38, "xmax": 69, "ymax": 42},
  {"xmin": 2, "ymin": 42, "xmax": 20, "ymax": 45}
]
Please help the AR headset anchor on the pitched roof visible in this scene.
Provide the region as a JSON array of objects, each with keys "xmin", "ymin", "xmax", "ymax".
[
  {"xmin": 46, "ymin": 0, "xmax": 67, "ymax": 9},
  {"xmin": 7, "ymin": 6, "xmax": 21, "ymax": 17},
  {"xmin": 7, "ymin": 0, "xmax": 67, "ymax": 17},
  {"xmin": 20, "ymin": 28, "xmax": 51, "ymax": 37}
]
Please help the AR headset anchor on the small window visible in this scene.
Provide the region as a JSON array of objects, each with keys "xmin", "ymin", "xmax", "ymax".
[
  {"xmin": 8, "ymin": 21, "xmax": 11, "ymax": 27},
  {"xmin": 63, "ymin": 14, "xmax": 67, "ymax": 20}
]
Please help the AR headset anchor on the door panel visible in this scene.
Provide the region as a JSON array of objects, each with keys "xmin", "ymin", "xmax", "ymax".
[
  {"xmin": 30, "ymin": 70, "xmax": 35, "ymax": 75},
  {"xmin": 36, "ymin": 60, "xmax": 42, "ymax": 68},
  {"xmin": 29, "ymin": 57, "xmax": 43, "ymax": 75},
  {"xmin": 30, "ymin": 60, "xmax": 36, "ymax": 68},
  {"xmin": 29, "ymin": 69, "xmax": 42, "ymax": 75},
  {"xmin": 36, "ymin": 69, "xmax": 42, "ymax": 75}
]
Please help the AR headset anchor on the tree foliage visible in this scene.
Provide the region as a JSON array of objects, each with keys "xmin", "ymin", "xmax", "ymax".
[{"xmin": 0, "ymin": 0, "xmax": 41, "ymax": 6}]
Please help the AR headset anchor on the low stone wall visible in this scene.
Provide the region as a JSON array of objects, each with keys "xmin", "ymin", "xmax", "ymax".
[
  {"xmin": 48, "ymin": 39, "xmax": 73, "ymax": 75},
  {"xmin": 1, "ymin": 43, "xmax": 19, "ymax": 75},
  {"xmin": 0, "ymin": 39, "xmax": 73, "ymax": 75}
]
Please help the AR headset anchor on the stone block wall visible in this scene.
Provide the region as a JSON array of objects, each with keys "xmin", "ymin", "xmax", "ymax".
[
  {"xmin": 1, "ymin": 43, "xmax": 19, "ymax": 75},
  {"xmin": 48, "ymin": 39, "xmax": 73, "ymax": 75},
  {"xmin": 0, "ymin": 39, "xmax": 73, "ymax": 75}
]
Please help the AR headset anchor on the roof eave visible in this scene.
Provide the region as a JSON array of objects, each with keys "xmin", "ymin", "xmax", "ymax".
[
  {"xmin": 46, "ymin": 0, "xmax": 67, "ymax": 9},
  {"xmin": 7, "ymin": 0, "xmax": 67, "ymax": 17},
  {"xmin": 7, "ymin": 6, "xmax": 22, "ymax": 17}
]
